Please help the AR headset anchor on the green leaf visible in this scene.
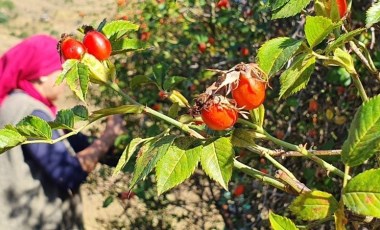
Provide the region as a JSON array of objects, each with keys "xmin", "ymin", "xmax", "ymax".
[
  {"xmin": 343, "ymin": 169, "xmax": 380, "ymax": 218},
  {"xmin": 341, "ymin": 95, "xmax": 380, "ymax": 166},
  {"xmin": 269, "ymin": 0, "xmax": 290, "ymax": 11},
  {"xmin": 168, "ymin": 103, "xmax": 180, "ymax": 118},
  {"xmin": 289, "ymin": 190, "xmax": 339, "ymax": 221},
  {"xmin": 304, "ymin": 16, "xmax": 338, "ymax": 48},
  {"xmin": 325, "ymin": 28, "xmax": 366, "ymax": 53},
  {"xmin": 163, "ymin": 76, "xmax": 186, "ymax": 91},
  {"xmin": 257, "ymin": 37, "xmax": 302, "ymax": 77},
  {"xmin": 231, "ymin": 128, "xmax": 265, "ymax": 148},
  {"xmin": 102, "ymin": 20, "xmax": 139, "ymax": 40},
  {"xmin": 251, "ymin": 104, "xmax": 265, "ymax": 127},
  {"xmin": 324, "ymin": 48, "xmax": 355, "ymax": 74},
  {"xmin": 113, "ymin": 137, "xmax": 145, "ymax": 176},
  {"xmin": 156, "ymin": 137, "xmax": 202, "ymax": 195},
  {"xmin": 81, "ymin": 53, "xmax": 110, "ymax": 84},
  {"xmin": 152, "ymin": 63, "xmax": 168, "ymax": 90},
  {"xmin": 130, "ymin": 135, "xmax": 177, "ymax": 189},
  {"xmin": 269, "ymin": 211, "xmax": 299, "ymax": 230},
  {"xmin": 91, "ymin": 105, "xmax": 144, "ymax": 120},
  {"xmin": 56, "ymin": 60, "xmax": 78, "ymax": 85},
  {"xmin": 272, "ymin": 0, "xmax": 312, "ymax": 19},
  {"xmin": 102, "ymin": 196, "xmax": 114, "ymax": 208},
  {"xmin": 366, "ymin": 2, "xmax": 380, "ymax": 28},
  {"xmin": 200, "ymin": 137, "xmax": 234, "ymax": 190},
  {"xmin": 65, "ymin": 62, "xmax": 89, "ymax": 102},
  {"xmin": 279, "ymin": 54, "xmax": 316, "ymax": 99},
  {"xmin": 49, "ymin": 109, "xmax": 75, "ymax": 130},
  {"xmin": 72, "ymin": 105, "xmax": 89, "ymax": 121},
  {"xmin": 0, "ymin": 128, "xmax": 27, "ymax": 154},
  {"xmin": 167, "ymin": 90, "xmax": 190, "ymax": 108},
  {"xmin": 111, "ymin": 38, "xmax": 148, "ymax": 54},
  {"xmin": 16, "ymin": 116, "xmax": 52, "ymax": 140},
  {"xmin": 130, "ymin": 75, "xmax": 154, "ymax": 90}
]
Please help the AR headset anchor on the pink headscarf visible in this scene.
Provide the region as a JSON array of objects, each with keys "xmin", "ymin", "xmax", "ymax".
[{"xmin": 0, "ymin": 34, "xmax": 62, "ymax": 115}]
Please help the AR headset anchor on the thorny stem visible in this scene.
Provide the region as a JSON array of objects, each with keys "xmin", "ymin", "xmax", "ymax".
[
  {"xmin": 233, "ymin": 159, "xmax": 287, "ymax": 192},
  {"xmin": 246, "ymin": 145, "xmax": 297, "ymax": 180},
  {"xmin": 108, "ymin": 81, "xmax": 290, "ymax": 191},
  {"xmin": 349, "ymin": 41, "xmax": 379, "ymax": 77},
  {"xmin": 265, "ymin": 130, "xmax": 350, "ymax": 179},
  {"xmin": 275, "ymin": 170, "xmax": 310, "ymax": 194},
  {"xmin": 238, "ymin": 118, "xmax": 350, "ymax": 179},
  {"xmin": 270, "ymin": 149, "xmax": 342, "ymax": 157}
]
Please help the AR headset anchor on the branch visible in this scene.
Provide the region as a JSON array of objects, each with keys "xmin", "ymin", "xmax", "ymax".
[{"xmin": 269, "ymin": 149, "xmax": 342, "ymax": 157}]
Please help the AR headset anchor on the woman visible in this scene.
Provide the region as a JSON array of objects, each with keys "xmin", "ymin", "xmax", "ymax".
[{"xmin": 0, "ymin": 34, "xmax": 123, "ymax": 229}]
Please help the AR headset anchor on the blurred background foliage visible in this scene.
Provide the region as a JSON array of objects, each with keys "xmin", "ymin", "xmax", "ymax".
[{"xmin": 85, "ymin": 0, "xmax": 380, "ymax": 228}]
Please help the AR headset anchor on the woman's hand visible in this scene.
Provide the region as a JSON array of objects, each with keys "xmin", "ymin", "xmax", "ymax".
[{"xmin": 77, "ymin": 115, "xmax": 126, "ymax": 172}]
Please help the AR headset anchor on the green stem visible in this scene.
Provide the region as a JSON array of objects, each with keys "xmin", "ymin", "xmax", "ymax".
[
  {"xmin": 263, "ymin": 129, "xmax": 348, "ymax": 179},
  {"xmin": 246, "ymin": 145, "xmax": 296, "ymax": 180},
  {"xmin": 343, "ymin": 165, "xmax": 350, "ymax": 188},
  {"xmin": 233, "ymin": 159, "xmax": 287, "ymax": 192},
  {"xmin": 238, "ymin": 119, "xmax": 348, "ymax": 179},
  {"xmin": 107, "ymin": 81, "xmax": 204, "ymax": 139},
  {"xmin": 351, "ymin": 71, "xmax": 369, "ymax": 102},
  {"xmin": 349, "ymin": 41, "xmax": 378, "ymax": 75}
]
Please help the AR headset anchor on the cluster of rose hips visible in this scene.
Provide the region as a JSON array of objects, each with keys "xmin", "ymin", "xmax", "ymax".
[
  {"xmin": 191, "ymin": 63, "xmax": 267, "ymax": 131},
  {"xmin": 58, "ymin": 26, "xmax": 112, "ymax": 61}
]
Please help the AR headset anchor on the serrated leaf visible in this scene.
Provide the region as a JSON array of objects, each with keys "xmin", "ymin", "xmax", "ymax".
[
  {"xmin": 341, "ymin": 95, "xmax": 380, "ymax": 166},
  {"xmin": 65, "ymin": 62, "xmax": 89, "ymax": 102},
  {"xmin": 16, "ymin": 116, "xmax": 52, "ymax": 140},
  {"xmin": 279, "ymin": 54, "xmax": 315, "ymax": 99},
  {"xmin": 0, "ymin": 128, "xmax": 27, "ymax": 154},
  {"xmin": 72, "ymin": 105, "xmax": 89, "ymax": 121},
  {"xmin": 272, "ymin": 0, "xmax": 312, "ymax": 19},
  {"xmin": 91, "ymin": 105, "xmax": 144, "ymax": 120},
  {"xmin": 305, "ymin": 16, "xmax": 338, "ymax": 48},
  {"xmin": 102, "ymin": 20, "xmax": 139, "ymax": 40},
  {"xmin": 289, "ymin": 190, "xmax": 339, "ymax": 221},
  {"xmin": 366, "ymin": 2, "xmax": 380, "ymax": 28},
  {"xmin": 56, "ymin": 59, "xmax": 78, "ymax": 85},
  {"xmin": 130, "ymin": 135, "xmax": 177, "ymax": 188},
  {"xmin": 200, "ymin": 137, "xmax": 234, "ymax": 190},
  {"xmin": 258, "ymin": 37, "xmax": 302, "ymax": 77},
  {"xmin": 49, "ymin": 109, "xmax": 75, "ymax": 130},
  {"xmin": 113, "ymin": 137, "xmax": 145, "ymax": 176},
  {"xmin": 111, "ymin": 38, "xmax": 148, "ymax": 54},
  {"xmin": 343, "ymin": 169, "xmax": 380, "ymax": 217},
  {"xmin": 156, "ymin": 137, "xmax": 202, "ymax": 195},
  {"xmin": 325, "ymin": 28, "xmax": 366, "ymax": 53},
  {"xmin": 269, "ymin": 211, "xmax": 299, "ymax": 230}
]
